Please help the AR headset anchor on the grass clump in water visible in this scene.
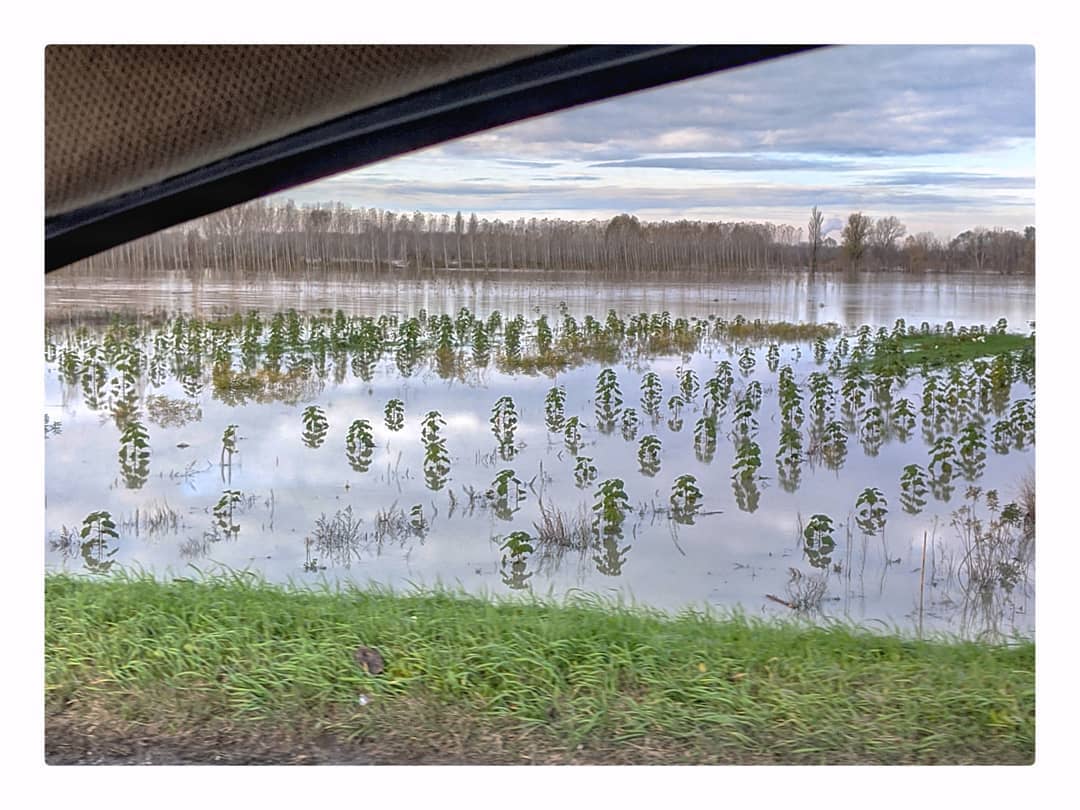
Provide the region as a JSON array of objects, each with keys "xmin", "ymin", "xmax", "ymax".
[{"xmin": 864, "ymin": 331, "xmax": 1033, "ymax": 373}]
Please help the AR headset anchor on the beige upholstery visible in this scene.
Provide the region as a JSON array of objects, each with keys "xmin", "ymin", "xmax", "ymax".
[{"xmin": 45, "ymin": 45, "xmax": 558, "ymax": 216}]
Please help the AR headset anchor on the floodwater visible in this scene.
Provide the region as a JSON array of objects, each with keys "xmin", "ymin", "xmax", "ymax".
[
  {"xmin": 44, "ymin": 269, "xmax": 1035, "ymax": 639},
  {"xmin": 46, "ymin": 267, "xmax": 1036, "ymax": 330}
]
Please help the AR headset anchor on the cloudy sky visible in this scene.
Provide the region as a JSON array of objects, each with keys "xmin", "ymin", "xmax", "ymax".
[{"xmin": 279, "ymin": 45, "xmax": 1034, "ymax": 241}]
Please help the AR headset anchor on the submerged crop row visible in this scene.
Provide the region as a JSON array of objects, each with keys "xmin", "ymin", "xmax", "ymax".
[{"xmin": 46, "ymin": 308, "xmax": 1034, "ymax": 641}]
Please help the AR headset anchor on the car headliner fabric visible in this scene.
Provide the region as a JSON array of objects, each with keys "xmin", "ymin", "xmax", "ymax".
[{"xmin": 45, "ymin": 44, "xmax": 556, "ymax": 217}]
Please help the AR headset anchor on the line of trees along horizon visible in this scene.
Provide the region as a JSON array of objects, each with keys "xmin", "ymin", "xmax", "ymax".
[{"xmin": 68, "ymin": 200, "xmax": 1035, "ymax": 276}]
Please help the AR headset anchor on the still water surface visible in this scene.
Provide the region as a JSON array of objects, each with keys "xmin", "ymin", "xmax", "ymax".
[
  {"xmin": 44, "ymin": 270, "xmax": 1035, "ymax": 639},
  {"xmin": 47, "ymin": 267, "xmax": 1035, "ymax": 329}
]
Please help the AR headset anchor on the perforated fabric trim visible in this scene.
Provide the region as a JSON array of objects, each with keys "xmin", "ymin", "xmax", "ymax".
[{"xmin": 45, "ymin": 45, "xmax": 556, "ymax": 216}]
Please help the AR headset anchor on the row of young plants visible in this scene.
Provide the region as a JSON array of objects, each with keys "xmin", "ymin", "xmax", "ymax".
[
  {"xmin": 50, "ymin": 313, "xmax": 1034, "ymax": 590},
  {"xmin": 47, "ymin": 308, "xmax": 847, "ymax": 402},
  {"xmin": 48, "ymin": 311, "xmax": 1031, "ymax": 459},
  {"xmin": 47, "ymin": 311, "xmax": 1028, "ymax": 394},
  {"xmin": 93, "ymin": 324, "xmax": 1035, "ymax": 558}
]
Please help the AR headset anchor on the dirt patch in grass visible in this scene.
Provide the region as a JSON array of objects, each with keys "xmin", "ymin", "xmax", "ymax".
[
  {"xmin": 46, "ymin": 689, "xmax": 804, "ymax": 766},
  {"xmin": 45, "ymin": 695, "xmax": 1029, "ymax": 766}
]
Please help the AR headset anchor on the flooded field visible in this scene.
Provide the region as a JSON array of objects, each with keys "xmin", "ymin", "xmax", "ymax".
[
  {"xmin": 46, "ymin": 267, "xmax": 1036, "ymax": 329},
  {"xmin": 44, "ymin": 272, "xmax": 1035, "ymax": 639}
]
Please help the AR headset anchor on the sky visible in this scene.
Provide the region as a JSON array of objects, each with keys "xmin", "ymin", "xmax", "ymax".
[{"xmin": 279, "ymin": 45, "xmax": 1035, "ymax": 242}]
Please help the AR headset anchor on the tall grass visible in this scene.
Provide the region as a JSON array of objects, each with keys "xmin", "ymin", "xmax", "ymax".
[{"xmin": 46, "ymin": 571, "xmax": 1034, "ymax": 764}]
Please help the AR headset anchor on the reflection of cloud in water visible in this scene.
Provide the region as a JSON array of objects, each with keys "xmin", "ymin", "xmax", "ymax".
[{"xmin": 43, "ymin": 298, "xmax": 1035, "ymax": 639}]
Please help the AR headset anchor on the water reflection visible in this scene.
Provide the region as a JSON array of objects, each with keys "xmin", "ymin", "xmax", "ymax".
[
  {"xmin": 46, "ymin": 267, "xmax": 1036, "ymax": 330},
  {"xmin": 44, "ymin": 305, "xmax": 1035, "ymax": 639}
]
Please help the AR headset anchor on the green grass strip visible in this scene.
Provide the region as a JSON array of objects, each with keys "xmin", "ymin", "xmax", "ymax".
[
  {"xmin": 863, "ymin": 331, "xmax": 1033, "ymax": 373},
  {"xmin": 45, "ymin": 571, "xmax": 1034, "ymax": 764}
]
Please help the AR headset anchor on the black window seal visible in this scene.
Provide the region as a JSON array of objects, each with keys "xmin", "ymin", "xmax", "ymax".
[{"xmin": 45, "ymin": 44, "xmax": 825, "ymax": 273}]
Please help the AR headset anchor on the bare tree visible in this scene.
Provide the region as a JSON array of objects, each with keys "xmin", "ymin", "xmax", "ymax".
[
  {"xmin": 842, "ymin": 212, "xmax": 874, "ymax": 271},
  {"xmin": 808, "ymin": 206, "xmax": 824, "ymax": 272},
  {"xmin": 951, "ymin": 228, "xmax": 989, "ymax": 272},
  {"xmin": 871, "ymin": 216, "xmax": 907, "ymax": 270}
]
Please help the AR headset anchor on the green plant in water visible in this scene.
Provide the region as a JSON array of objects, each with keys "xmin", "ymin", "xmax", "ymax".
[
  {"xmin": 900, "ymin": 464, "xmax": 929, "ymax": 514},
  {"xmin": 1009, "ymin": 399, "xmax": 1035, "ymax": 447},
  {"xmin": 992, "ymin": 418, "xmax": 1014, "ymax": 455},
  {"xmin": 957, "ymin": 422, "xmax": 988, "ymax": 481},
  {"xmin": 640, "ymin": 371, "xmax": 663, "ymax": 418},
  {"xmin": 738, "ymin": 346, "xmax": 756, "ymax": 375},
  {"xmin": 744, "ymin": 380, "xmax": 763, "ymax": 411},
  {"xmin": 802, "ymin": 513, "xmax": 836, "ymax": 570},
  {"xmin": 637, "ymin": 434, "xmax": 662, "ymax": 477},
  {"xmin": 301, "ymin": 405, "xmax": 329, "ymax": 449},
  {"xmin": 776, "ymin": 425, "xmax": 803, "ymax": 494},
  {"xmin": 384, "ymin": 399, "xmax": 405, "ymax": 432},
  {"xmin": 731, "ymin": 446, "xmax": 762, "ymax": 513},
  {"xmin": 563, "ymin": 415, "xmax": 583, "ymax": 455},
  {"xmin": 841, "ymin": 367, "xmax": 867, "ymax": 416},
  {"xmin": 860, "ymin": 406, "xmax": 885, "ymax": 456},
  {"xmin": 544, "ymin": 385, "xmax": 566, "ymax": 432},
  {"xmin": 677, "ymin": 366, "xmax": 700, "ymax": 401},
  {"xmin": 731, "ymin": 396, "xmax": 758, "ymax": 438},
  {"xmin": 118, "ymin": 419, "xmax": 151, "ymax": 489},
  {"xmin": 765, "ymin": 343, "xmax": 780, "ymax": 372},
  {"xmin": 491, "ymin": 395, "xmax": 519, "ymax": 456},
  {"xmin": 713, "ymin": 359, "xmax": 734, "ymax": 392},
  {"xmin": 212, "ymin": 490, "xmax": 243, "ymax": 539},
  {"xmin": 487, "ymin": 469, "xmax": 525, "ymax": 521},
  {"xmin": 78, "ymin": 510, "xmax": 119, "ymax": 574},
  {"xmin": 892, "ymin": 398, "xmax": 916, "ymax": 440},
  {"xmin": 693, "ymin": 415, "xmax": 718, "ymax": 463},
  {"xmin": 669, "ymin": 474, "xmax": 703, "ymax": 525},
  {"xmin": 666, "ymin": 393, "xmax": 686, "ymax": 432},
  {"xmin": 503, "ymin": 315, "xmax": 526, "ymax": 361},
  {"xmin": 620, "ymin": 407, "xmax": 639, "ymax": 441},
  {"xmin": 665, "ymin": 393, "xmax": 686, "ymax": 432},
  {"xmin": 593, "ymin": 478, "xmax": 630, "ymax": 535},
  {"xmin": 855, "ymin": 487, "xmax": 888, "ymax": 536},
  {"xmin": 807, "ymin": 372, "xmax": 834, "ymax": 418},
  {"xmin": 732, "ymin": 439, "xmax": 762, "ymax": 480},
  {"xmin": 702, "ymin": 374, "xmax": 729, "ymax": 417},
  {"xmin": 821, "ymin": 420, "xmax": 848, "ymax": 471},
  {"xmin": 778, "ymin": 366, "xmax": 804, "ymax": 426},
  {"xmin": 409, "ymin": 504, "xmax": 428, "ymax": 536},
  {"xmin": 423, "ymin": 440, "xmax": 451, "ymax": 491},
  {"xmin": 345, "ymin": 419, "xmax": 376, "ymax": 473},
  {"xmin": 574, "ymin": 455, "xmax": 598, "ymax": 489},
  {"xmin": 594, "ymin": 368, "xmax": 623, "ymax": 430},
  {"xmin": 220, "ymin": 424, "xmax": 239, "ymax": 468},
  {"xmin": 499, "ymin": 530, "xmax": 535, "ymax": 590},
  {"xmin": 535, "ymin": 315, "xmax": 554, "ymax": 356},
  {"xmin": 593, "ymin": 533, "xmax": 632, "ymax": 577},
  {"xmin": 929, "ymin": 435, "xmax": 957, "ymax": 482},
  {"xmin": 421, "ymin": 410, "xmax": 446, "ymax": 445},
  {"xmin": 471, "ymin": 321, "xmax": 491, "ymax": 368}
]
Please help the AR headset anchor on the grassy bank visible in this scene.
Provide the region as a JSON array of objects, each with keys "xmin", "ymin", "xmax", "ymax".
[{"xmin": 45, "ymin": 572, "xmax": 1034, "ymax": 765}]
